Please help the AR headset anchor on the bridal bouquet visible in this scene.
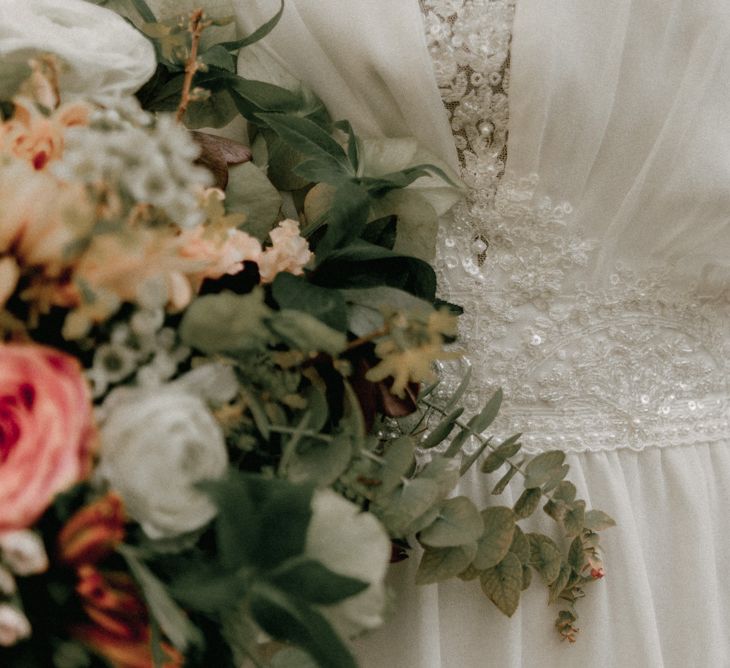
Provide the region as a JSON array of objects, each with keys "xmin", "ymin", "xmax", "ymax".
[{"xmin": 0, "ymin": 1, "xmax": 613, "ymax": 666}]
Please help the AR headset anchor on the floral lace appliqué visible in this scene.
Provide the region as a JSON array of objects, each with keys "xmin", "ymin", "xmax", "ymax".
[{"xmin": 422, "ymin": 1, "xmax": 730, "ymax": 454}]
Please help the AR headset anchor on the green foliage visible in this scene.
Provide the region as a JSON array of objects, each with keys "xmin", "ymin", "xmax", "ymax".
[
  {"xmin": 473, "ymin": 507, "xmax": 516, "ymax": 570},
  {"xmin": 480, "ymin": 552, "xmax": 522, "ymax": 617},
  {"xmin": 416, "ymin": 543, "xmax": 478, "ymax": 585},
  {"xmin": 418, "ymin": 497, "xmax": 484, "ymax": 548},
  {"xmin": 225, "ymin": 162, "xmax": 282, "ymax": 240},
  {"xmin": 272, "ymin": 273, "xmax": 348, "ymax": 332}
]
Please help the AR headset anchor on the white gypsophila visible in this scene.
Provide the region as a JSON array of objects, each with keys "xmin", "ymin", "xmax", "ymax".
[
  {"xmin": 305, "ymin": 489, "xmax": 391, "ymax": 639},
  {"xmin": 56, "ymin": 102, "xmax": 212, "ymax": 228},
  {"xmin": 98, "ymin": 387, "xmax": 229, "ymax": 539},
  {"xmin": 0, "ymin": 531, "xmax": 48, "ymax": 577},
  {"xmin": 0, "ymin": 605, "xmax": 31, "ymax": 647},
  {"xmin": 0, "ymin": 0, "xmax": 156, "ymax": 103}
]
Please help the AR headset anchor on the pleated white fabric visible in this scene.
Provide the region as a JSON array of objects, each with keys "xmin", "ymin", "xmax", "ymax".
[{"xmin": 231, "ymin": 1, "xmax": 730, "ymax": 665}]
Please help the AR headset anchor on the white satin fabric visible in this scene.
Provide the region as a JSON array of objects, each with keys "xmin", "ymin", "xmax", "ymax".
[{"xmin": 231, "ymin": 1, "xmax": 730, "ymax": 666}]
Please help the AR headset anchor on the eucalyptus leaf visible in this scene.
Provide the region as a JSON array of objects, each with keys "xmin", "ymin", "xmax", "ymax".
[
  {"xmin": 415, "ymin": 542, "xmax": 478, "ymax": 585},
  {"xmin": 417, "ymin": 455, "xmax": 461, "ymax": 498},
  {"xmin": 527, "ymin": 534, "xmax": 562, "ymax": 585},
  {"xmin": 420, "ymin": 407, "xmax": 464, "ymax": 450},
  {"xmin": 491, "ymin": 464, "xmax": 520, "ymax": 496},
  {"xmin": 513, "ymin": 488, "xmax": 542, "ymax": 520},
  {"xmin": 473, "ymin": 506, "xmax": 516, "ymax": 570},
  {"xmin": 377, "ymin": 436, "xmax": 417, "ymax": 496},
  {"xmin": 523, "ymin": 450, "xmax": 566, "ymax": 489},
  {"xmin": 548, "ymin": 562, "xmax": 572, "ymax": 604},
  {"xmin": 568, "ymin": 535, "xmax": 585, "ymax": 572},
  {"xmin": 552, "ymin": 481, "xmax": 577, "ymax": 503},
  {"xmin": 270, "ymin": 649, "xmax": 318, "ymax": 668},
  {"xmin": 418, "ymin": 497, "xmax": 484, "ymax": 548},
  {"xmin": 508, "ymin": 526, "xmax": 530, "ymax": 564},
  {"xmin": 563, "ymin": 500, "xmax": 586, "ymax": 537},
  {"xmin": 584, "ymin": 509, "xmax": 617, "ymax": 532},
  {"xmin": 481, "ymin": 434, "xmax": 522, "ymax": 473},
  {"xmin": 286, "ymin": 433, "xmax": 354, "ymax": 487},
  {"xmin": 379, "ymin": 478, "xmax": 440, "ymax": 537},
  {"xmin": 521, "ymin": 565, "xmax": 533, "ymax": 591},
  {"xmin": 480, "ymin": 552, "xmax": 522, "ymax": 617},
  {"xmin": 342, "ymin": 286, "xmax": 433, "ymax": 337}
]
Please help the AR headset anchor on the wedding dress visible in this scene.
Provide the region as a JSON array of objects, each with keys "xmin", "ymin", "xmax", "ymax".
[{"xmin": 235, "ymin": 1, "xmax": 730, "ymax": 665}]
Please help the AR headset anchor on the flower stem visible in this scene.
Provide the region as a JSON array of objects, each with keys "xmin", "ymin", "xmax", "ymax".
[{"xmin": 176, "ymin": 9, "xmax": 208, "ymax": 124}]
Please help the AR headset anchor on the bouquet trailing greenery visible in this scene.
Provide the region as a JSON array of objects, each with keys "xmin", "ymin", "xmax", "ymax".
[{"xmin": 0, "ymin": 1, "xmax": 614, "ymax": 666}]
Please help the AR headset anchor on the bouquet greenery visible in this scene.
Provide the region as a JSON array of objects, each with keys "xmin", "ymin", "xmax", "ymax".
[{"xmin": 0, "ymin": 1, "xmax": 614, "ymax": 666}]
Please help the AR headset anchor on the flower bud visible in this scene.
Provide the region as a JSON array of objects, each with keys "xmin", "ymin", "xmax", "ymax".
[
  {"xmin": 58, "ymin": 493, "xmax": 125, "ymax": 567},
  {"xmin": 0, "ymin": 530, "xmax": 48, "ymax": 576},
  {"xmin": 0, "ymin": 565, "xmax": 15, "ymax": 596},
  {"xmin": 0, "ymin": 604, "xmax": 31, "ymax": 647}
]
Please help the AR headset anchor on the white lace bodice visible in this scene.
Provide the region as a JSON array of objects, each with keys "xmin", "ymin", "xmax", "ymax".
[{"xmin": 421, "ymin": 0, "xmax": 730, "ymax": 454}]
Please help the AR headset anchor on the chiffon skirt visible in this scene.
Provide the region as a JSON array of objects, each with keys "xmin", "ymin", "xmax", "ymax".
[{"xmin": 354, "ymin": 441, "xmax": 730, "ymax": 667}]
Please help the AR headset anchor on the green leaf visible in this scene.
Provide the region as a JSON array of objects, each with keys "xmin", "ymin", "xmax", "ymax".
[
  {"xmin": 415, "ymin": 542, "xmax": 478, "ymax": 584},
  {"xmin": 552, "ymin": 481, "xmax": 577, "ymax": 503},
  {"xmin": 268, "ymin": 559, "xmax": 368, "ymax": 605},
  {"xmin": 524, "ymin": 450, "xmax": 566, "ymax": 489},
  {"xmin": 418, "ymin": 497, "xmax": 484, "ymax": 548},
  {"xmin": 117, "ymin": 546, "xmax": 203, "ymax": 652},
  {"xmin": 257, "ymin": 113, "xmax": 348, "ymax": 170},
  {"xmin": 548, "ymin": 562, "xmax": 572, "ymax": 604},
  {"xmin": 491, "ymin": 465, "xmax": 520, "ymax": 496},
  {"xmin": 563, "ymin": 500, "xmax": 586, "ymax": 537},
  {"xmin": 442, "ymin": 365, "xmax": 473, "ymax": 414},
  {"xmin": 541, "ymin": 464, "xmax": 570, "ymax": 493},
  {"xmin": 184, "ymin": 88, "xmax": 239, "ymax": 129},
  {"xmin": 584, "ymin": 509, "xmax": 617, "ymax": 532},
  {"xmin": 199, "ymin": 472, "xmax": 257, "ymax": 569},
  {"xmin": 473, "ymin": 506, "xmax": 515, "ymax": 570},
  {"xmin": 481, "ymin": 433, "xmax": 522, "ymax": 473},
  {"xmin": 180, "ymin": 289, "xmax": 272, "ymax": 353},
  {"xmin": 225, "ymin": 162, "xmax": 282, "ymax": 240},
  {"xmin": 445, "ymin": 389, "xmax": 502, "ymax": 457},
  {"xmin": 314, "ymin": 181, "xmax": 372, "ymax": 259},
  {"xmin": 313, "ymin": 240, "xmax": 437, "ymax": 301},
  {"xmin": 417, "ymin": 455, "xmax": 461, "ymax": 498},
  {"xmin": 568, "ymin": 536, "xmax": 585, "ymax": 572},
  {"xmin": 272, "ymin": 273, "xmax": 347, "ymax": 332},
  {"xmin": 379, "ymin": 478, "xmax": 440, "ymax": 536},
  {"xmin": 521, "ymin": 565, "xmax": 533, "ymax": 591},
  {"xmin": 480, "ymin": 552, "xmax": 522, "ymax": 617},
  {"xmin": 527, "ymin": 534, "xmax": 562, "ymax": 585},
  {"xmin": 378, "ymin": 436, "xmax": 417, "ymax": 496},
  {"xmin": 249, "ymin": 583, "xmax": 357, "ymax": 668},
  {"xmin": 219, "ymin": 0, "xmax": 284, "ymax": 51},
  {"xmin": 169, "ymin": 568, "xmax": 248, "ymax": 613},
  {"xmin": 285, "ymin": 433, "xmax": 354, "ymax": 487},
  {"xmin": 334, "ymin": 120, "xmax": 360, "ymax": 170},
  {"xmin": 420, "ymin": 407, "xmax": 464, "ymax": 450},
  {"xmin": 513, "ymin": 488, "xmax": 542, "ymax": 520},
  {"xmin": 200, "ymin": 45, "xmax": 236, "ymax": 71},
  {"xmin": 342, "ymin": 285, "xmax": 433, "ymax": 336},
  {"xmin": 361, "ymin": 215, "xmax": 397, "ymax": 250},
  {"xmin": 508, "ymin": 526, "xmax": 530, "ymax": 564},
  {"xmin": 264, "ymin": 131, "xmax": 311, "ymax": 190},
  {"xmin": 131, "ymin": 0, "xmax": 156, "ymax": 22},
  {"xmin": 268, "ymin": 309, "xmax": 347, "ymax": 355},
  {"xmin": 270, "ymin": 649, "xmax": 318, "ymax": 668}
]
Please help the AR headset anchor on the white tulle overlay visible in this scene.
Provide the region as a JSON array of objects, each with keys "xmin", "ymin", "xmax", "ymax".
[{"xmin": 236, "ymin": 0, "xmax": 730, "ymax": 664}]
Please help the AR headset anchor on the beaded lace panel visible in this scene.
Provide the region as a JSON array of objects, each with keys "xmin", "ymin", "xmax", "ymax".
[{"xmin": 421, "ymin": 0, "xmax": 730, "ymax": 454}]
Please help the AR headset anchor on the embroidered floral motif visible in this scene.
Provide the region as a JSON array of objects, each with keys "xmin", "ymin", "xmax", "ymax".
[{"xmin": 422, "ymin": 1, "xmax": 730, "ymax": 454}]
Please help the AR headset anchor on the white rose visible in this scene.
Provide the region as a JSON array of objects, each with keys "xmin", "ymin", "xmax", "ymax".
[
  {"xmin": 305, "ymin": 490, "xmax": 391, "ymax": 639},
  {"xmin": 0, "ymin": 531, "xmax": 48, "ymax": 576},
  {"xmin": 0, "ymin": 0, "xmax": 156, "ymax": 102},
  {"xmin": 0, "ymin": 605, "xmax": 31, "ymax": 647},
  {"xmin": 98, "ymin": 388, "xmax": 229, "ymax": 539}
]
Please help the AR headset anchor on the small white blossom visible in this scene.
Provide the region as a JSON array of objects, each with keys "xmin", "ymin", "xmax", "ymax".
[
  {"xmin": 0, "ymin": 566, "xmax": 15, "ymax": 596},
  {"xmin": 0, "ymin": 531, "xmax": 48, "ymax": 576},
  {"xmin": 0, "ymin": 605, "xmax": 31, "ymax": 647}
]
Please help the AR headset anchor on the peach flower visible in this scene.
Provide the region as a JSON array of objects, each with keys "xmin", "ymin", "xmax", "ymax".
[
  {"xmin": 257, "ymin": 219, "xmax": 313, "ymax": 283},
  {"xmin": 0, "ymin": 344, "xmax": 96, "ymax": 531},
  {"xmin": 0, "ymin": 98, "xmax": 90, "ymax": 170}
]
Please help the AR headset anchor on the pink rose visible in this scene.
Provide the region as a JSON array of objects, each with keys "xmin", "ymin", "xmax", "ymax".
[{"xmin": 0, "ymin": 344, "xmax": 96, "ymax": 531}]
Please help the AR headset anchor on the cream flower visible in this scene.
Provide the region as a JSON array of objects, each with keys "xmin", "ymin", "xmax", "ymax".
[
  {"xmin": 98, "ymin": 387, "xmax": 229, "ymax": 539},
  {"xmin": 0, "ymin": 0, "xmax": 156, "ymax": 102},
  {"xmin": 305, "ymin": 489, "xmax": 390, "ymax": 639},
  {"xmin": 0, "ymin": 530, "xmax": 48, "ymax": 576}
]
